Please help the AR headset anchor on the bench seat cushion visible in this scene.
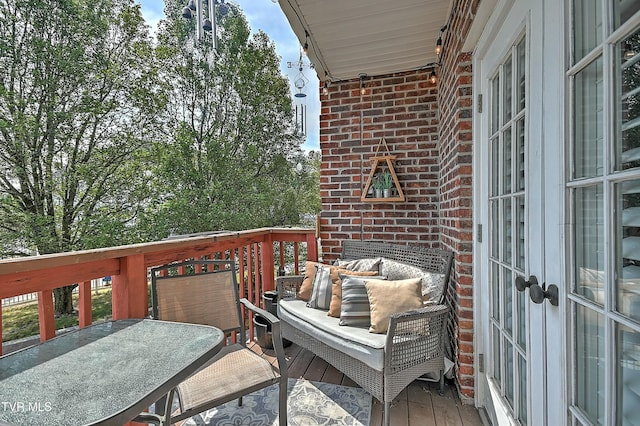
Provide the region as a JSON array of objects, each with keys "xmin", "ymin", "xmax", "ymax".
[{"xmin": 278, "ymin": 298, "xmax": 387, "ymax": 371}]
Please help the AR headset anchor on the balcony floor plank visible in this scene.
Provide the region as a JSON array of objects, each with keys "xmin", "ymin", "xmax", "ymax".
[{"xmin": 249, "ymin": 342, "xmax": 483, "ymax": 425}]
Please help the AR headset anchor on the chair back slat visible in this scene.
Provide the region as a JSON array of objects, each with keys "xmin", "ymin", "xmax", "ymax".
[{"xmin": 152, "ymin": 261, "xmax": 242, "ymax": 335}]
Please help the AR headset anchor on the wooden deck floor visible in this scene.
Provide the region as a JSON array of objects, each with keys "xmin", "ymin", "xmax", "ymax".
[{"xmin": 250, "ymin": 341, "xmax": 484, "ymax": 426}]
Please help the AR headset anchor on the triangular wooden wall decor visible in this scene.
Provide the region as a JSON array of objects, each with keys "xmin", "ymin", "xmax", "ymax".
[{"xmin": 361, "ymin": 139, "xmax": 405, "ymax": 202}]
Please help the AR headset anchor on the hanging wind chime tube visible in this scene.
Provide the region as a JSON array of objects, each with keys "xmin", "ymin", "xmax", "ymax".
[
  {"xmin": 302, "ymin": 104, "xmax": 306, "ymax": 135},
  {"xmin": 296, "ymin": 105, "xmax": 306, "ymax": 135},
  {"xmin": 295, "ymin": 105, "xmax": 306, "ymax": 136},
  {"xmin": 182, "ymin": 0, "xmax": 225, "ymax": 54},
  {"xmin": 209, "ymin": 0, "xmax": 217, "ymax": 53}
]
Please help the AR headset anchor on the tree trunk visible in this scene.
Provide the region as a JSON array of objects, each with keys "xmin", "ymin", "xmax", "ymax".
[{"xmin": 53, "ymin": 285, "xmax": 77, "ymax": 316}]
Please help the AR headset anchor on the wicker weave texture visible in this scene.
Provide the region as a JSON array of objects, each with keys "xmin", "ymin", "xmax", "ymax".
[
  {"xmin": 388, "ymin": 306, "xmax": 447, "ymax": 374},
  {"xmin": 280, "ymin": 320, "xmax": 385, "ymax": 401},
  {"xmin": 277, "ymin": 241, "xmax": 454, "ymax": 412},
  {"xmin": 341, "ymin": 240, "xmax": 453, "ymax": 276}
]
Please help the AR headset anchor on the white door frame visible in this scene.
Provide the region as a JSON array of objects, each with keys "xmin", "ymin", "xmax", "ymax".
[{"xmin": 472, "ymin": 0, "xmax": 567, "ymax": 424}]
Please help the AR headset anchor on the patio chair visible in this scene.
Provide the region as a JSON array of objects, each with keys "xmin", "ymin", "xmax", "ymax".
[{"xmin": 139, "ymin": 259, "xmax": 288, "ymax": 425}]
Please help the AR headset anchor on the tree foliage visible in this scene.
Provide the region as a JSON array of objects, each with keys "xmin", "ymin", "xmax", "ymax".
[
  {"xmin": 0, "ymin": 0, "xmax": 161, "ymax": 313},
  {"xmin": 0, "ymin": 0, "xmax": 320, "ymax": 315},
  {"xmin": 141, "ymin": 3, "xmax": 317, "ymax": 237}
]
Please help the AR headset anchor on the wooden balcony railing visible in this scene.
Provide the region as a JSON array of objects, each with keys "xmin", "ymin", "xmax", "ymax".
[{"xmin": 0, "ymin": 227, "xmax": 317, "ymax": 356}]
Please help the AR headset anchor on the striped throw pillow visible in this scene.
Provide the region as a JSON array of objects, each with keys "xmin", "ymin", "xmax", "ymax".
[
  {"xmin": 307, "ymin": 265, "xmax": 333, "ymax": 310},
  {"xmin": 339, "ymin": 275, "xmax": 384, "ymax": 327}
]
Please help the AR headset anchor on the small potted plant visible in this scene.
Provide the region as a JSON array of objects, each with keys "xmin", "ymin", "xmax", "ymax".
[
  {"xmin": 380, "ymin": 171, "xmax": 394, "ymax": 198},
  {"xmin": 372, "ymin": 174, "xmax": 384, "ymax": 198}
]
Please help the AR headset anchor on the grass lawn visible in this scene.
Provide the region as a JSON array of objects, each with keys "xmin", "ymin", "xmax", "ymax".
[{"xmin": 2, "ymin": 289, "xmax": 114, "ymax": 342}]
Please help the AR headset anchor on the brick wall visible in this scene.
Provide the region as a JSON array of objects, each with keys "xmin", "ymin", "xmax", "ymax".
[
  {"xmin": 319, "ymin": 70, "xmax": 440, "ymax": 261},
  {"xmin": 437, "ymin": 0, "xmax": 479, "ymax": 403},
  {"xmin": 317, "ymin": 0, "xmax": 478, "ymax": 403}
]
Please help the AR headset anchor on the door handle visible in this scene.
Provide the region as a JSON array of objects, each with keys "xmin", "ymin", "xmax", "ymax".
[
  {"xmin": 515, "ymin": 275, "xmax": 538, "ymax": 292},
  {"xmin": 529, "ymin": 282, "xmax": 559, "ymax": 306}
]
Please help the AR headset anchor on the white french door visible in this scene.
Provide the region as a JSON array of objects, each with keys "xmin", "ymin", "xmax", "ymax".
[
  {"xmin": 474, "ymin": 0, "xmax": 566, "ymax": 424},
  {"xmin": 567, "ymin": 1, "xmax": 640, "ymax": 425}
]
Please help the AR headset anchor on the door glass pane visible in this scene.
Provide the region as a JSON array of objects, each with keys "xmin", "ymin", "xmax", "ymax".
[
  {"xmin": 573, "ymin": 0, "xmax": 602, "ymax": 63},
  {"xmin": 615, "ymin": 0, "xmax": 640, "ymax": 29},
  {"xmin": 516, "ymin": 118, "xmax": 526, "ymax": 191},
  {"xmin": 617, "ymin": 323, "xmax": 640, "ymax": 426},
  {"xmin": 516, "ymin": 38, "xmax": 526, "ymax": 113},
  {"xmin": 493, "ymin": 324, "xmax": 502, "ymax": 382},
  {"xmin": 492, "ymin": 76, "xmax": 500, "ymax": 133},
  {"xmin": 517, "ymin": 288, "xmax": 527, "ymax": 350},
  {"xmin": 492, "ymin": 200, "xmax": 500, "ymax": 258},
  {"xmin": 492, "ymin": 136, "xmax": 500, "ymax": 196},
  {"xmin": 516, "ymin": 195, "xmax": 526, "ymax": 270},
  {"xmin": 574, "ymin": 185, "xmax": 604, "ymax": 303},
  {"xmin": 616, "ymin": 180, "xmax": 640, "ymax": 321},
  {"xmin": 617, "ymin": 30, "xmax": 640, "ymax": 171},
  {"xmin": 503, "ymin": 198, "xmax": 512, "ymax": 264},
  {"xmin": 575, "ymin": 304, "xmax": 604, "ymax": 425},
  {"xmin": 518, "ymin": 354, "xmax": 528, "ymax": 424},
  {"xmin": 492, "ymin": 261, "xmax": 501, "ymax": 321},
  {"xmin": 505, "ymin": 339, "xmax": 514, "ymax": 407},
  {"xmin": 504, "ymin": 57, "xmax": 513, "ymax": 124},
  {"xmin": 504, "ymin": 267, "xmax": 513, "ymax": 334},
  {"xmin": 574, "ymin": 57, "xmax": 604, "ymax": 178},
  {"xmin": 504, "ymin": 128, "xmax": 513, "ymax": 193}
]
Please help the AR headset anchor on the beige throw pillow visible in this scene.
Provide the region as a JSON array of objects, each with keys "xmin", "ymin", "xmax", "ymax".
[{"xmin": 365, "ymin": 278, "xmax": 422, "ymax": 334}]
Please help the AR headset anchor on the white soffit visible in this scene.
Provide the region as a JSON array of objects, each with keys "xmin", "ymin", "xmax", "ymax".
[{"xmin": 278, "ymin": 0, "xmax": 452, "ymax": 82}]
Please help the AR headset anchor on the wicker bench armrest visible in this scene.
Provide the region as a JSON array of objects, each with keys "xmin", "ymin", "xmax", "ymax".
[
  {"xmin": 385, "ymin": 304, "xmax": 450, "ymax": 373},
  {"xmin": 276, "ymin": 275, "xmax": 305, "ymax": 299},
  {"xmin": 239, "ymin": 298, "xmax": 288, "ymax": 376}
]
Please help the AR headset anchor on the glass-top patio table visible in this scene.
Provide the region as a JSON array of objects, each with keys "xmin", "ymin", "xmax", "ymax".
[{"xmin": 0, "ymin": 319, "xmax": 224, "ymax": 425}]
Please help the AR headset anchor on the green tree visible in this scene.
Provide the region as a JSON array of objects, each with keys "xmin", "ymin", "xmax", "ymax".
[
  {"xmin": 0, "ymin": 0, "xmax": 162, "ymax": 314},
  {"xmin": 142, "ymin": 2, "xmax": 318, "ymax": 237}
]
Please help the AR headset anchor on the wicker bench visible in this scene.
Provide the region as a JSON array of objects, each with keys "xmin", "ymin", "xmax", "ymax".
[{"xmin": 276, "ymin": 240, "xmax": 454, "ymax": 426}]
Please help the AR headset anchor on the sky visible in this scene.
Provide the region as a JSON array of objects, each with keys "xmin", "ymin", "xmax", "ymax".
[{"xmin": 138, "ymin": 0, "xmax": 320, "ymax": 152}]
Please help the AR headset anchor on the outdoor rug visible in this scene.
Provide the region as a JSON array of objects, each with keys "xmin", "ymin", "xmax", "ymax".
[{"xmin": 182, "ymin": 378, "xmax": 372, "ymax": 426}]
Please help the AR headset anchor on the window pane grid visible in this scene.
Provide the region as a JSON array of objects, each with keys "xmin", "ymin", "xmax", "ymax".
[
  {"xmin": 488, "ymin": 33, "xmax": 528, "ymax": 423},
  {"xmin": 570, "ymin": 5, "xmax": 640, "ymax": 425},
  {"xmin": 573, "ymin": 57, "xmax": 604, "ymax": 179}
]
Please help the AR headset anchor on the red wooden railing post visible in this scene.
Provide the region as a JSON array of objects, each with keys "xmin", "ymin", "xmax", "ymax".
[
  {"xmin": 278, "ymin": 241, "xmax": 285, "ymax": 275},
  {"xmin": 78, "ymin": 280, "xmax": 92, "ymax": 327},
  {"xmin": 260, "ymin": 236, "xmax": 275, "ymax": 292},
  {"xmin": 0, "ymin": 304, "xmax": 3, "ymax": 356},
  {"xmin": 306, "ymin": 233, "xmax": 318, "ymax": 262},
  {"xmin": 37, "ymin": 289, "xmax": 56, "ymax": 342},
  {"xmin": 112, "ymin": 254, "xmax": 147, "ymax": 320},
  {"xmin": 253, "ymin": 243, "xmax": 261, "ymax": 303}
]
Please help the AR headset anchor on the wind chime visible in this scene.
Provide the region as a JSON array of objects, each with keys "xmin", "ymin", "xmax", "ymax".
[{"xmin": 287, "ymin": 50, "xmax": 313, "ymax": 138}]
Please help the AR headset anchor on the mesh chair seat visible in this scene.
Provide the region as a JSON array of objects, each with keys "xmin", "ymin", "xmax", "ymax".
[
  {"xmin": 143, "ymin": 260, "xmax": 288, "ymax": 426},
  {"xmin": 177, "ymin": 344, "xmax": 281, "ymax": 412}
]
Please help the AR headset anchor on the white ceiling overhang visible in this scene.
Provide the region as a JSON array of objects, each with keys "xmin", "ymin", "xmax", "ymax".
[{"xmin": 277, "ymin": 0, "xmax": 452, "ymax": 82}]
